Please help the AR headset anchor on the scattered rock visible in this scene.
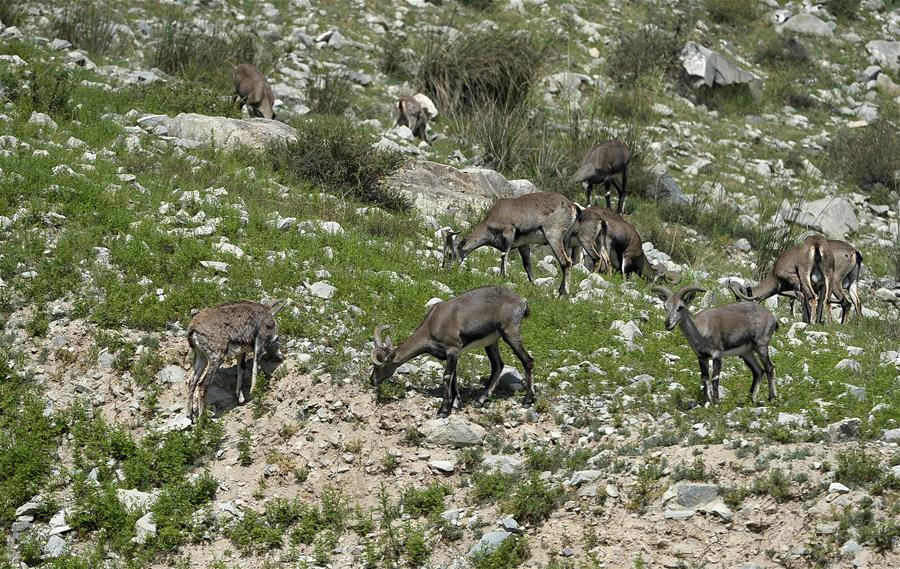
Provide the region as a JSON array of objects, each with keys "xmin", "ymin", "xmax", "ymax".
[
  {"xmin": 383, "ymin": 161, "xmax": 535, "ymax": 219},
  {"xmin": 166, "ymin": 113, "xmax": 298, "ymax": 152},
  {"xmin": 428, "ymin": 460, "xmax": 455, "ymax": 474},
  {"xmin": 866, "ymin": 40, "xmax": 900, "ymax": 71},
  {"xmin": 780, "ymin": 13, "xmax": 833, "ymax": 37},
  {"xmin": 482, "ymin": 455, "xmax": 523, "ymax": 475},
  {"xmin": 828, "ymin": 418, "xmax": 862, "ymax": 441},
  {"xmin": 421, "ymin": 417, "xmax": 486, "ymax": 448},
  {"xmin": 43, "ymin": 535, "xmax": 67, "ymax": 558},
  {"xmin": 116, "ymin": 488, "xmax": 158, "ymax": 512},
  {"xmin": 134, "ymin": 512, "xmax": 156, "ymax": 544},
  {"xmin": 680, "ymin": 41, "xmax": 762, "ymax": 93},
  {"xmin": 307, "ymin": 281, "xmax": 336, "ymax": 300},
  {"xmin": 828, "ymin": 482, "xmax": 851, "ymax": 495},
  {"xmin": 673, "ymin": 483, "xmax": 719, "ymax": 508},
  {"xmin": 469, "ymin": 530, "xmax": 511, "ymax": 556}
]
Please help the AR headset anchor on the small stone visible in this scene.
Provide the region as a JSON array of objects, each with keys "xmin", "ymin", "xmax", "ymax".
[
  {"xmin": 499, "ymin": 517, "xmax": 520, "ymax": 533},
  {"xmin": 673, "ymin": 483, "xmax": 719, "ymax": 508},
  {"xmin": 835, "ymin": 359, "xmax": 862, "ymax": 375},
  {"xmin": 482, "ymin": 455, "xmax": 523, "ymax": 475},
  {"xmin": 569, "ymin": 470, "xmax": 604, "ymax": 487},
  {"xmin": 840, "ymin": 539, "xmax": 861, "ymax": 556},
  {"xmin": 829, "ymin": 482, "xmax": 851, "ymax": 495},
  {"xmin": 43, "ymin": 535, "xmax": 67, "ymax": 558},
  {"xmin": 116, "ymin": 488, "xmax": 158, "ymax": 512},
  {"xmin": 664, "ymin": 509, "xmax": 695, "ymax": 519},
  {"xmin": 421, "ymin": 417, "xmax": 486, "ymax": 448},
  {"xmin": 828, "ymin": 418, "xmax": 862, "ymax": 441},
  {"xmin": 134, "ymin": 512, "xmax": 156, "ymax": 544},
  {"xmin": 469, "ymin": 530, "xmax": 511, "ymax": 556},
  {"xmin": 428, "ymin": 460, "xmax": 455, "ymax": 474},
  {"xmin": 308, "ymin": 281, "xmax": 336, "ymax": 300}
]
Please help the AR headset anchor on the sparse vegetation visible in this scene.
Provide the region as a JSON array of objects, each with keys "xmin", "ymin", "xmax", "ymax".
[
  {"xmin": 268, "ymin": 115, "xmax": 408, "ymax": 210},
  {"xmin": 52, "ymin": 4, "xmax": 123, "ymax": 57},
  {"xmin": 828, "ymin": 117, "xmax": 900, "ymax": 196}
]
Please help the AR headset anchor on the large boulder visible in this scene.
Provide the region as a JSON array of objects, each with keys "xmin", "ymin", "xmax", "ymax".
[
  {"xmin": 680, "ymin": 42, "xmax": 762, "ymax": 94},
  {"xmin": 867, "ymin": 40, "xmax": 900, "ymax": 71},
  {"xmin": 166, "ymin": 113, "xmax": 297, "ymax": 152},
  {"xmin": 780, "ymin": 197, "xmax": 859, "ymax": 239},
  {"xmin": 648, "ymin": 163, "xmax": 689, "ymax": 205},
  {"xmin": 383, "ymin": 160, "xmax": 536, "ymax": 219},
  {"xmin": 779, "ymin": 13, "xmax": 834, "ymax": 38},
  {"xmin": 420, "ymin": 416, "xmax": 486, "ymax": 448}
]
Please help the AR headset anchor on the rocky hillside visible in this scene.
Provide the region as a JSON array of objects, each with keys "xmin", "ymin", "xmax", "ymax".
[{"xmin": 1, "ymin": 0, "xmax": 899, "ymax": 568}]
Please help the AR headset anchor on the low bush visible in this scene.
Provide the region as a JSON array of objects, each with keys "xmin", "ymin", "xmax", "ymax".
[
  {"xmin": 471, "ymin": 471, "xmax": 518, "ymax": 503},
  {"xmin": 605, "ymin": 3, "xmax": 696, "ymax": 85},
  {"xmin": 268, "ymin": 115, "xmax": 408, "ymax": 210},
  {"xmin": 0, "ymin": 62, "xmax": 76, "ymax": 120},
  {"xmin": 828, "ymin": 118, "xmax": 900, "ymax": 196},
  {"xmin": 417, "ymin": 26, "xmax": 550, "ymax": 115},
  {"xmin": 472, "ymin": 536, "xmax": 529, "ymax": 569},
  {"xmin": 704, "ymin": 0, "xmax": 759, "ymax": 26},
  {"xmin": 459, "ymin": 0, "xmax": 497, "ymax": 10},
  {"xmin": 52, "ymin": 4, "xmax": 123, "ymax": 57},
  {"xmin": 402, "ymin": 483, "xmax": 450, "ymax": 518},
  {"xmin": 826, "ymin": 0, "xmax": 860, "ymax": 20},
  {"xmin": 503, "ymin": 477, "xmax": 565, "ymax": 525},
  {"xmin": 755, "ymin": 35, "xmax": 810, "ymax": 67},
  {"xmin": 306, "ymin": 66, "xmax": 353, "ymax": 115},
  {"xmin": 0, "ymin": 0, "xmax": 26, "ymax": 28},
  {"xmin": 0, "ymin": 348, "xmax": 60, "ymax": 525},
  {"xmin": 751, "ymin": 469, "xmax": 792, "ymax": 502},
  {"xmin": 151, "ymin": 472, "xmax": 218, "ymax": 551},
  {"xmin": 150, "ymin": 13, "xmax": 263, "ymax": 85}
]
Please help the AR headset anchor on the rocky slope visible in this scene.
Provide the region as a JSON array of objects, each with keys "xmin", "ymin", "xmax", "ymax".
[{"xmin": 1, "ymin": 1, "xmax": 899, "ymax": 569}]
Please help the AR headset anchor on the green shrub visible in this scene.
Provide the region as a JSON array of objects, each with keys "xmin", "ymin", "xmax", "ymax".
[
  {"xmin": 503, "ymin": 477, "xmax": 565, "ymax": 525},
  {"xmin": 605, "ymin": 7, "xmax": 696, "ymax": 85},
  {"xmin": 755, "ymin": 35, "xmax": 810, "ymax": 67},
  {"xmin": 306, "ymin": 66, "xmax": 353, "ymax": 115},
  {"xmin": 751, "ymin": 469, "xmax": 792, "ymax": 502},
  {"xmin": 471, "ymin": 471, "xmax": 518, "ymax": 503},
  {"xmin": 69, "ymin": 483, "xmax": 136, "ymax": 551},
  {"xmin": 403, "ymin": 525, "xmax": 430, "ymax": 566},
  {"xmin": 671, "ymin": 457, "xmax": 710, "ymax": 482},
  {"xmin": 834, "ymin": 449, "xmax": 885, "ymax": 488},
  {"xmin": 0, "ymin": 0, "xmax": 26, "ymax": 28},
  {"xmin": 268, "ymin": 115, "xmax": 408, "ymax": 210},
  {"xmin": 150, "ymin": 13, "xmax": 262, "ymax": 84},
  {"xmin": 52, "ymin": 4, "xmax": 123, "ymax": 57},
  {"xmin": 0, "ymin": 352, "xmax": 60, "ymax": 525},
  {"xmin": 0, "ymin": 63, "xmax": 76, "ymax": 120},
  {"xmin": 626, "ymin": 460, "xmax": 667, "ymax": 513},
  {"xmin": 124, "ymin": 81, "xmax": 240, "ymax": 117},
  {"xmin": 227, "ymin": 508, "xmax": 284, "ymax": 554},
  {"xmin": 459, "ymin": 0, "xmax": 496, "ymax": 10},
  {"xmin": 237, "ymin": 427, "xmax": 252, "ymax": 466},
  {"xmin": 828, "ymin": 118, "xmax": 900, "ymax": 195},
  {"xmin": 402, "ymin": 483, "xmax": 450, "ymax": 517},
  {"xmin": 826, "ymin": 0, "xmax": 860, "ymax": 20},
  {"xmin": 26, "ymin": 309, "xmax": 49, "ymax": 337},
  {"xmin": 378, "ymin": 32, "xmax": 414, "ymax": 80},
  {"xmin": 472, "ymin": 536, "xmax": 529, "ymax": 569},
  {"xmin": 704, "ymin": 0, "xmax": 759, "ymax": 25},
  {"xmin": 417, "ymin": 26, "xmax": 550, "ymax": 115},
  {"xmin": 151, "ymin": 472, "xmax": 218, "ymax": 551}
]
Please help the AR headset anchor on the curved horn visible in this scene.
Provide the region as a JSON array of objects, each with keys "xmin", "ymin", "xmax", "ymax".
[
  {"xmin": 385, "ymin": 335, "xmax": 394, "ymax": 351},
  {"xmin": 651, "ymin": 285, "xmax": 672, "ymax": 300},
  {"xmin": 371, "ymin": 349, "xmax": 385, "ymax": 365},
  {"xmin": 677, "ymin": 285, "xmax": 707, "ymax": 298},
  {"xmin": 728, "ymin": 282, "xmax": 754, "ymax": 301},
  {"xmin": 374, "ymin": 325, "xmax": 389, "ymax": 348}
]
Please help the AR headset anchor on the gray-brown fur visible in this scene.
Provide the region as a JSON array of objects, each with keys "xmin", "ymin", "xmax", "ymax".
[
  {"xmin": 442, "ymin": 192, "xmax": 580, "ymax": 296},
  {"xmin": 653, "ymin": 286, "xmax": 778, "ymax": 405},
  {"xmin": 394, "ymin": 94, "xmax": 428, "ymax": 142},
  {"xmin": 730, "ymin": 234, "xmax": 837, "ymax": 324},
  {"xmin": 570, "ymin": 207, "xmax": 673, "ymax": 282},
  {"xmin": 370, "ymin": 286, "xmax": 534, "ymax": 417},
  {"xmin": 186, "ymin": 299, "xmax": 288, "ymax": 421},
  {"xmin": 233, "ymin": 64, "xmax": 276, "ymax": 120},
  {"xmin": 783, "ymin": 240, "xmax": 862, "ymax": 324},
  {"xmin": 572, "ymin": 140, "xmax": 631, "ymax": 212}
]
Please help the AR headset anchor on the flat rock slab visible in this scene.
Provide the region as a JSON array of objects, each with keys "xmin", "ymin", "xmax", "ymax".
[
  {"xmin": 680, "ymin": 41, "xmax": 762, "ymax": 92},
  {"xmin": 469, "ymin": 530, "xmax": 511, "ymax": 556},
  {"xmin": 421, "ymin": 417, "xmax": 486, "ymax": 448},
  {"xmin": 867, "ymin": 40, "xmax": 900, "ymax": 71},
  {"xmin": 167, "ymin": 113, "xmax": 297, "ymax": 152},
  {"xmin": 781, "ymin": 197, "xmax": 859, "ymax": 239},
  {"xmin": 383, "ymin": 160, "xmax": 535, "ymax": 220},
  {"xmin": 673, "ymin": 482, "xmax": 719, "ymax": 508},
  {"xmin": 482, "ymin": 454, "xmax": 523, "ymax": 475},
  {"xmin": 780, "ymin": 13, "xmax": 833, "ymax": 37}
]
